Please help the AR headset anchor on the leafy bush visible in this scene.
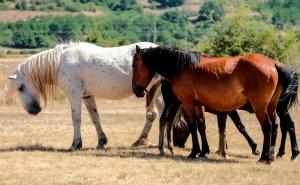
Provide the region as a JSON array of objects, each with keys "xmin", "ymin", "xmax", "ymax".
[
  {"xmin": 153, "ymin": 0, "xmax": 185, "ymax": 8},
  {"xmin": 107, "ymin": 0, "xmax": 140, "ymax": 11},
  {"xmin": 197, "ymin": 16, "xmax": 299, "ymax": 63},
  {"xmin": 257, "ymin": 0, "xmax": 300, "ymax": 28},
  {"xmin": 197, "ymin": 0, "xmax": 225, "ymax": 23},
  {"xmin": 15, "ymin": 0, "xmax": 27, "ymax": 10}
]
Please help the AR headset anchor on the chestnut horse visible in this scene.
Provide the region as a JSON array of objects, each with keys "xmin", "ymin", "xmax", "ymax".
[
  {"xmin": 132, "ymin": 46, "xmax": 297, "ymax": 164},
  {"xmin": 152, "ymin": 78, "xmax": 298, "ymax": 160}
]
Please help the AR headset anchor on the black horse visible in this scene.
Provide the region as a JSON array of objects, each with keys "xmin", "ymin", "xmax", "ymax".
[{"xmin": 158, "ymin": 76, "xmax": 299, "ymax": 160}]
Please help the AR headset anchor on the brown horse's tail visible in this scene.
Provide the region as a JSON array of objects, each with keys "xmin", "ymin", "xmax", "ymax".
[{"xmin": 275, "ymin": 64, "xmax": 299, "ymax": 110}]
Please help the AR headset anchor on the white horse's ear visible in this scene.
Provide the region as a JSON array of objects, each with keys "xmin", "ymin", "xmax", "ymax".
[
  {"xmin": 136, "ymin": 45, "xmax": 141, "ymax": 55},
  {"xmin": 8, "ymin": 74, "xmax": 17, "ymax": 80}
]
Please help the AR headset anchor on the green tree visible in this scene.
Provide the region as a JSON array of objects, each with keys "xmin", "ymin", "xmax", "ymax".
[
  {"xmin": 197, "ymin": 16, "xmax": 299, "ymax": 62},
  {"xmin": 153, "ymin": 0, "xmax": 185, "ymax": 7},
  {"xmin": 15, "ymin": 0, "xmax": 28, "ymax": 10},
  {"xmin": 198, "ymin": 0, "xmax": 225, "ymax": 22},
  {"xmin": 107, "ymin": 0, "xmax": 140, "ymax": 11}
]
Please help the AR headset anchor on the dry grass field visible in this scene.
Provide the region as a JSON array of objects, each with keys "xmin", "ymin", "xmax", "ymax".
[
  {"xmin": 0, "ymin": 10, "xmax": 102, "ymax": 23},
  {"xmin": 0, "ymin": 57, "xmax": 300, "ymax": 185}
]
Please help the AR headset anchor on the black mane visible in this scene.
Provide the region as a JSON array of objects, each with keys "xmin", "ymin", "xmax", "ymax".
[{"xmin": 141, "ymin": 46, "xmax": 201, "ymax": 78}]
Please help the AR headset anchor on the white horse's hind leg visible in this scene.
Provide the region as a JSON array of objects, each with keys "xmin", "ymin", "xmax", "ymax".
[
  {"xmin": 132, "ymin": 86, "xmax": 164, "ymax": 147},
  {"xmin": 132, "ymin": 105, "xmax": 157, "ymax": 147},
  {"xmin": 83, "ymin": 96, "xmax": 107, "ymax": 149}
]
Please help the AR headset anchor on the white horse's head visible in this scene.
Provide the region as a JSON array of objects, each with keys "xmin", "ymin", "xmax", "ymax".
[
  {"xmin": 6, "ymin": 71, "xmax": 41, "ymax": 115},
  {"xmin": 4, "ymin": 42, "xmax": 80, "ymax": 115},
  {"xmin": 4, "ymin": 43, "xmax": 76, "ymax": 115}
]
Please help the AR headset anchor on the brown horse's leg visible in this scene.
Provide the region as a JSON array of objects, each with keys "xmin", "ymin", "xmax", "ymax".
[
  {"xmin": 284, "ymin": 113, "xmax": 299, "ymax": 160},
  {"xmin": 277, "ymin": 110, "xmax": 299, "ymax": 160},
  {"xmin": 268, "ymin": 111, "xmax": 278, "ymax": 161},
  {"xmin": 277, "ymin": 112, "xmax": 287, "ymax": 158},
  {"xmin": 256, "ymin": 111, "xmax": 272, "ymax": 163},
  {"xmin": 228, "ymin": 111, "xmax": 259, "ymax": 155},
  {"xmin": 182, "ymin": 102, "xmax": 201, "ymax": 159},
  {"xmin": 267, "ymin": 85, "xmax": 282, "ymax": 161},
  {"xmin": 165, "ymin": 103, "xmax": 181, "ymax": 154},
  {"xmin": 196, "ymin": 105, "xmax": 210, "ymax": 158},
  {"xmin": 158, "ymin": 108, "xmax": 168, "ymax": 155},
  {"xmin": 216, "ymin": 112, "xmax": 228, "ymax": 159}
]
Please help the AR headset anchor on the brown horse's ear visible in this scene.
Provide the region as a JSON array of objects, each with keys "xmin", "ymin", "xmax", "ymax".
[{"xmin": 136, "ymin": 45, "xmax": 141, "ymax": 55}]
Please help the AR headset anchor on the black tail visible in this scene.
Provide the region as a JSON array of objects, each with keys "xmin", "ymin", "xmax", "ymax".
[{"xmin": 276, "ymin": 64, "xmax": 299, "ymax": 112}]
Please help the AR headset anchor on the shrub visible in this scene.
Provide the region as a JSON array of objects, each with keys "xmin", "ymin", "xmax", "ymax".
[
  {"xmin": 197, "ymin": 16, "xmax": 299, "ymax": 63},
  {"xmin": 153, "ymin": 0, "xmax": 185, "ymax": 8},
  {"xmin": 197, "ymin": 0, "xmax": 225, "ymax": 23}
]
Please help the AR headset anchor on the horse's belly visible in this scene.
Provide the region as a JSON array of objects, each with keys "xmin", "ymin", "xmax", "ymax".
[
  {"xmin": 82, "ymin": 71, "xmax": 133, "ymax": 100},
  {"xmin": 199, "ymin": 92, "xmax": 248, "ymax": 112},
  {"xmin": 194, "ymin": 78, "xmax": 248, "ymax": 112}
]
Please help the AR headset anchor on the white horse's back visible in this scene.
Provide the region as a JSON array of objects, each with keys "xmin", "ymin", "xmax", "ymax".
[{"xmin": 58, "ymin": 42, "xmax": 157, "ymax": 99}]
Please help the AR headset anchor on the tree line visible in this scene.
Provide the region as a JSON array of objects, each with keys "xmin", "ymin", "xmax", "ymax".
[{"xmin": 0, "ymin": 0, "xmax": 299, "ymax": 62}]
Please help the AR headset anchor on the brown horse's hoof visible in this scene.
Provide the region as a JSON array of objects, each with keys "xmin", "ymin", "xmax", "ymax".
[
  {"xmin": 276, "ymin": 151, "xmax": 285, "ymax": 159},
  {"xmin": 168, "ymin": 146, "xmax": 174, "ymax": 154},
  {"xmin": 252, "ymin": 149, "xmax": 260, "ymax": 156},
  {"xmin": 96, "ymin": 144, "xmax": 106, "ymax": 150},
  {"xmin": 187, "ymin": 153, "xmax": 197, "ymax": 159},
  {"xmin": 199, "ymin": 151, "xmax": 209, "ymax": 159},
  {"xmin": 257, "ymin": 157, "xmax": 273, "ymax": 165},
  {"xmin": 215, "ymin": 150, "xmax": 229, "ymax": 159},
  {"xmin": 159, "ymin": 150, "xmax": 165, "ymax": 156},
  {"xmin": 291, "ymin": 151, "xmax": 299, "ymax": 161},
  {"xmin": 251, "ymin": 144, "xmax": 260, "ymax": 155}
]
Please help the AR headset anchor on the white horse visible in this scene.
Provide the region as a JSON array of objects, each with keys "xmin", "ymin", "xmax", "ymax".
[{"xmin": 5, "ymin": 42, "xmax": 163, "ymax": 150}]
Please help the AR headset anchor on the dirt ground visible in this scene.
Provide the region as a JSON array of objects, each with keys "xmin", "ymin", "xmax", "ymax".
[{"xmin": 0, "ymin": 97, "xmax": 299, "ymax": 185}]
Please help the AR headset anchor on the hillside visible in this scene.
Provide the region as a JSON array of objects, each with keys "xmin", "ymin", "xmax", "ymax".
[
  {"xmin": 0, "ymin": 0, "xmax": 264, "ymax": 21},
  {"xmin": 0, "ymin": 0, "xmax": 299, "ymax": 62}
]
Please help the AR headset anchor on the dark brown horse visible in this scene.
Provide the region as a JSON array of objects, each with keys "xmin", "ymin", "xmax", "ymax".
[{"xmin": 132, "ymin": 46, "xmax": 296, "ymax": 164}]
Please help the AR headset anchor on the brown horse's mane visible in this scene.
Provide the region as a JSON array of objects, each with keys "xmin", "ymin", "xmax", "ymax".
[{"xmin": 140, "ymin": 46, "xmax": 201, "ymax": 78}]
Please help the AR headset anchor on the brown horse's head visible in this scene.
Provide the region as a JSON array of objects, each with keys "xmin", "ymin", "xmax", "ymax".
[{"xmin": 132, "ymin": 45, "xmax": 155, "ymax": 98}]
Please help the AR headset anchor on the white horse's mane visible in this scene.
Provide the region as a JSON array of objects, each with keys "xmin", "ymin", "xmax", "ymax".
[{"xmin": 16, "ymin": 42, "xmax": 80, "ymax": 105}]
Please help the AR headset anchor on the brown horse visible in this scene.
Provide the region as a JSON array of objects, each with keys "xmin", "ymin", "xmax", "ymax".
[{"xmin": 132, "ymin": 46, "xmax": 296, "ymax": 164}]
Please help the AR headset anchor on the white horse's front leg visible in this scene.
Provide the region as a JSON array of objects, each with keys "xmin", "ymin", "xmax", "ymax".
[
  {"xmin": 83, "ymin": 96, "xmax": 107, "ymax": 149},
  {"xmin": 68, "ymin": 94, "xmax": 83, "ymax": 151}
]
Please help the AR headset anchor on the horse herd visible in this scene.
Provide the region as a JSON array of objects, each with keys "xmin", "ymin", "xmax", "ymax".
[{"xmin": 5, "ymin": 42, "xmax": 299, "ymax": 165}]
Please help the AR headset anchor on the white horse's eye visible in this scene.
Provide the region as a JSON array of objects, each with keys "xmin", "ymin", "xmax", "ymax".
[{"xmin": 18, "ymin": 84, "xmax": 25, "ymax": 92}]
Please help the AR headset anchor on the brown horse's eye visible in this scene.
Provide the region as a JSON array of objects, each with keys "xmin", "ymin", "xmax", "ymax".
[{"xmin": 18, "ymin": 84, "xmax": 24, "ymax": 92}]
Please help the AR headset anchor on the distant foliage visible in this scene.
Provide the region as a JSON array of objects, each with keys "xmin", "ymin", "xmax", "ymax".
[
  {"xmin": 0, "ymin": 11, "xmax": 199, "ymax": 48},
  {"xmin": 197, "ymin": 16, "xmax": 299, "ymax": 62},
  {"xmin": 197, "ymin": 0, "xmax": 225, "ymax": 23},
  {"xmin": 257, "ymin": 0, "xmax": 300, "ymax": 28},
  {"xmin": 153, "ymin": 0, "xmax": 185, "ymax": 7},
  {"xmin": 15, "ymin": 0, "xmax": 28, "ymax": 10},
  {"xmin": 107, "ymin": 0, "xmax": 141, "ymax": 11}
]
